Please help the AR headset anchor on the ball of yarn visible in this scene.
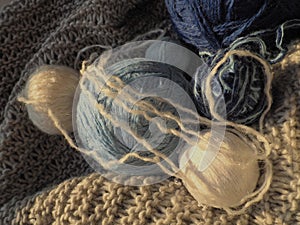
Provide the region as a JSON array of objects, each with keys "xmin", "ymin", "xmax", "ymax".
[
  {"xmin": 179, "ymin": 130, "xmax": 260, "ymax": 208},
  {"xmin": 165, "ymin": 0, "xmax": 300, "ymax": 52},
  {"xmin": 194, "ymin": 52, "xmax": 268, "ymax": 124},
  {"xmin": 74, "ymin": 59, "xmax": 196, "ymax": 176},
  {"xmin": 21, "ymin": 65, "xmax": 79, "ymax": 135}
]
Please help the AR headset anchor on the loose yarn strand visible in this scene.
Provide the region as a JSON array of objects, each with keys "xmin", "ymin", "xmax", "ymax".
[
  {"xmin": 74, "ymin": 44, "xmax": 111, "ymax": 70},
  {"xmin": 46, "ymin": 109, "xmax": 116, "ymax": 169},
  {"xmin": 18, "ymin": 97, "xmax": 43, "ymax": 105},
  {"xmin": 229, "ymin": 37, "xmax": 268, "ymax": 58},
  {"xmin": 131, "ymin": 29, "xmax": 166, "ymax": 42},
  {"xmin": 224, "ymin": 159, "xmax": 273, "ymax": 215},
  {"xmin": 228, "ymin": 19, "xmax": 300, "ymax": 64},
  {"xmin": 273, "ymin": 19, "xmax": 300, "ymax": 63},
  {"xmin": 205, "ymin": 49, "xmax": 273, "ymax": 134}
]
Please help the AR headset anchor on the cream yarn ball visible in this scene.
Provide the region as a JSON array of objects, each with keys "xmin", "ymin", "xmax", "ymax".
[
  {"xmin": 21, "ymin": 65, "xmax": 79, "ymax": 135},
  {"xmin": 179, "ymin": 130, "xmax": 260, "ymax": 209}
]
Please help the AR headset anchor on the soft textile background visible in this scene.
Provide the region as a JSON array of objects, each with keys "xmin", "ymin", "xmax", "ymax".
[{"xmin": 0, "ymin": 0, "xmax": 300, "ymax": 224}]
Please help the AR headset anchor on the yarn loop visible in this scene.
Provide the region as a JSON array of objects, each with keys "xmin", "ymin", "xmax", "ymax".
[{"xmin": 194, "ymin": 50, "xmax": 269, "ymax": 124}]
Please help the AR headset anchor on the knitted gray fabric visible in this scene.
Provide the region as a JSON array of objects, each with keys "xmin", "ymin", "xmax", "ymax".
[
  {"xmin": 1, "ymin": 0, "xmax": 300, "ymax": 224},
  {"xmin": 0, "ymin": 0, "xmax": 169, "ymax": 207}
]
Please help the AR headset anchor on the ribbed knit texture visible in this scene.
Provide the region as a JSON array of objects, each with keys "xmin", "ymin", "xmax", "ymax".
[{"xmin": 1, "ymin": 0, "xmax": 300, "ymax": 224}]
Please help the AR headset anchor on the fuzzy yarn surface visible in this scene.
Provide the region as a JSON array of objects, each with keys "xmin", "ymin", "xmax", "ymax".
[
  {"xmin": 165, "ymin": 0, "xmax": 300, "ymax": 52},
  {"xmin": 1, "ymin": 0, "xmax": 300, "ymax": 224}
]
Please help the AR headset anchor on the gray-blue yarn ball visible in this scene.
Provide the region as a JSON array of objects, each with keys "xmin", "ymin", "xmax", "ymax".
[{"xmin": 74, "ymin": 59, "xmax": 196, "ymax": 176}]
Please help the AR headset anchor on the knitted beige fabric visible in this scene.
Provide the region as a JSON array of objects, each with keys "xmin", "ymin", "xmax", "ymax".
[{"xmin": 1, "ymin": 0, "xmax": 300, "ymax": 224}]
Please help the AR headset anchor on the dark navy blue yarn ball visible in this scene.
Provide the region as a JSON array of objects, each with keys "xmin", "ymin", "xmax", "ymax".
[{"xmin": 165, "ymin": 0, "xmax": 300, "ymax": 53}]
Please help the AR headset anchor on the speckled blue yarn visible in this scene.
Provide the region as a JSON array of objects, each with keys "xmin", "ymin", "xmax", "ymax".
[
  {"xmin": 194, "ymin": 52, "xmax": 268, "ymax": 124},
  {"xmin": 165, "ymin": 0, "xmax": 300, "ymax": 53}
]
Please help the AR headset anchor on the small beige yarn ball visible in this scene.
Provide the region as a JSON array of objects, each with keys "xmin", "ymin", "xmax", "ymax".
[
  {"xmin": 22, "ymin": 65, "xmax": 79, "ymax": 135},
  {"xmin": 179, "ymin": 130, "xmax": 260, "ymax": 209}
]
